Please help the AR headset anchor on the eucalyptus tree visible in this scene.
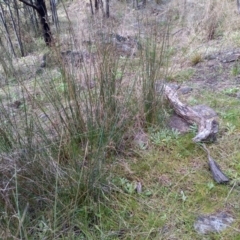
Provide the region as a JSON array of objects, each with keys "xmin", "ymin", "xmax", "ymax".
[
  {"xmin": 18, "ymin": 0, "xmax": 52, "ymax": 46},
  {"xmin": 0, "ymin": 0, "xmax": 17, "ymax": 56},
  {"xmin": 89, "ymin": 0, "xmax": 110, "ymax": 18},
  {"xmin": 7, "ymin": 0, "xmax": 24, "ymax": 56}
]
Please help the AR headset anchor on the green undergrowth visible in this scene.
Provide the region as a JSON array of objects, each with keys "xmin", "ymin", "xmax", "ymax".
[
  {"xmin": 102, "ymin": 129, "xmax": 240, "ymax": 239},
  {"xmin": 1, "ymin": 0, "xmax": 240, "ymax": 239}
]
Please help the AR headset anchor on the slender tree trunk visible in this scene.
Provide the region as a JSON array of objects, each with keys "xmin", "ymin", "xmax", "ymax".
[
  {"xmin": 29, "ymin": 0, "xmax": 39, "ymax": 33},
  {"xmin": 105, "ymin": 0, "xmax": 109, "ymax": 18},
  {"xmin": 95, "ymin": 0, "xmax": 99, "ymax": 11},
  {"xmin": 89, "ymin": 0, "xmax": 94, "ymax": 15},
  {"xmin": 13, "ymin": 0, "xmax": 24, "ymax": 56},
  {"xmin": 50, "ymin": 0, "xmax": 59, "ymax": 32},
  {"xmin": 0, "ymin": 3, "xmax": 16, "ymax": 56},
  {"xmin": 142, "ymin": 0, "xmax": 146, "ymax": 8},
  {"xmin": 8, "ymin": 0, "xmax": 24, "ymax": 56}
]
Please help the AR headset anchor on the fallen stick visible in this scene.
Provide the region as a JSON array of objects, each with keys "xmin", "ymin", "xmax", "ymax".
[
  {"xmin": 163, "ymin": 84, "xmax": 229, "ymax": 183},
  {"xmin": 201, "ymin": 144, "xmax": 229, "ymax": 183}
]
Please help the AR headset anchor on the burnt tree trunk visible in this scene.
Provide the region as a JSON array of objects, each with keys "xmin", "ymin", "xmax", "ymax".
[
  {"xmin": 95, "ymin": 0, "xmax": 99, "ymax": 11},
  {"xmin": 18, "ymin": 0, "xmax": 52, "ymax": 46}
]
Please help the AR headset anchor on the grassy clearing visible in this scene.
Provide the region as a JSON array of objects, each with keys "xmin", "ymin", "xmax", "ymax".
[{"xmin": 1, "ymin": 0, "xmax": 240, "ymax": 239}]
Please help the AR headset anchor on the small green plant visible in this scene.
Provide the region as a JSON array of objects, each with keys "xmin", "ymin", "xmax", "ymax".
[
  {"xmin": 189, "ymin": 123, "xmax": 198, "ymax": 134},
  {"xmin": 219, "ymin": 111, "xmax": 237, "ymax": 121},
  {"xmin": 225, "ymin": 122, "xmax": 236, "ymax": 135},
  {"xmin": 150, "ymin": 128, "xmax": 179, "ymax": 146},
  {"xmin": 180, "ymin": 190, "xmax": 187, "ymax": 202},
  {"xmin": 119, "ymin": 178, "xmax": 136, "ymax": 194},
  {"xmin": 222, "ymin": 87, "xmax": 239, "ymax": 95},
  {"xmin": 207, "ymin": 182, "xmax": 215, "ymax": 190}
]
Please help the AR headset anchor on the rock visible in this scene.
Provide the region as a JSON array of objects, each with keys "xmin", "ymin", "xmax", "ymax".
[
  {"xmin": 61, "ymin": 50, "xmax": 95, "ymax": 66},
  {"xmin": 220, "ymin": 54, "xmax": 240, "ymax": 63},
  {"xmin": 168, "ymin": 114, "xmax": 190, "ymax": 134},
  {"xmin": 194, "ymin": 212, "xmax": 234, "ymax": 235},
  {"xmin": 179, "ymin": 86, "xmax": 193, "ymax": 95},
  {"xmin": 115, "ymin": 34, "xmax": 127, "ymax": 42},
  {"xmin": 205, "ymin": 54, "xmax": 216, "ymax": 60},
  {"xmin": 206, "ymin": 60, "xmax": 216, "ymax": 67},
  {"xmin": 97, "ymin": 32, "xmax": 140, "ymax": 57}
]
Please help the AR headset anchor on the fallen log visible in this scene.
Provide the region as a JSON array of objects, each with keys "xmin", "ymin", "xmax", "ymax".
[
  {"xmin": 164, "ymin": 84, "xmax": 229, "ymax": 183},
  {"xmin": 164, "ymin": 84, "xmax": 218, "ymax": 142}
]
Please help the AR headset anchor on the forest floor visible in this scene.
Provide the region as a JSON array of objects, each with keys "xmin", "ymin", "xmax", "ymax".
[
  {"xmin": 61, "ymin": 1, "xmax": 240, "ymax": 239},
  {"xmin": 1, "ymin": 0, "xmax": 240, "ymax": 239}
]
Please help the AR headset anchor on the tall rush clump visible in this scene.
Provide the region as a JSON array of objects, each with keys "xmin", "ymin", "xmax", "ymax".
[
  {"xmin": 0, "ymin": 4, "xmax": 170, "ymax": 238},
  {"xmin": 139, "ymin": 19, "xmax": 169, "ymax": 126}
]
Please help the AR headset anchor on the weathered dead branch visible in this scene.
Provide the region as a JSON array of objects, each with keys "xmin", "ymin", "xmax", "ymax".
[
  {"xmin": 164, "ymin": 84, "xmax": 218, "ymax": 142},
  {"xmin": 202, "ymin": 144, "xmax": 229, "ymax": 183},
  {"xmin": 164, "ymin": 84, "xmax": 229, "ymax": 183}
]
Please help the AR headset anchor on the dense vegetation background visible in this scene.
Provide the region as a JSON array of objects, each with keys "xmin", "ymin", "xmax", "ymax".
[{"xmin": 1, "ymin": 0, "xmax": 240, "ymax": 239}]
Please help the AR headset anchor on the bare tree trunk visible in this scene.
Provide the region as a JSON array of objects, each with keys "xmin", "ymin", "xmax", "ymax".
[
  {"xmin": 237, "ymin": 0, "xmax": 240, "ymax": 14},
  {"xmin": 29, "ymin": 0, "xmax": 39, "ymax": 33},
  {"xmin": 105, "ymin": 0, "xmax": 109, "ymax": 18},
  {"xmin": 7, "ymin": 0, "xmax": 24, "ymax": 56},
  {"xmin": 50, "ymin": 0, "xmax": 59, "ymax": 32},
  {"xmin": 132, "ymin": 0, "xmax": 138, "ymax": 9},
  {"xmin": 13, "ymin": 0, "xmax": 24, "ymax": 56},
  {"xmin": 142, "ymin": 0, "xmax": 146, "ymax": 8},
  {"xmin": 95, "ymin": 0, "xmax": 99, "ymax": 11},
  {"xmin": 18, "ymin": 0, "xmax": 52, "ymax": 46},
  {"xmin": 23, "ymin": 1, "xmax": 39, "ymax": 36},
  {"xmin": 89, "ymin": 0, "xmax": 94, "ymax": 15},
  {"xmin": 35, "ymin": 0, "xmax": 52, "ymax": 45},
  {"xmin": 0, "ymin": 2, "xmax": 16, "ymax": 57}
]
